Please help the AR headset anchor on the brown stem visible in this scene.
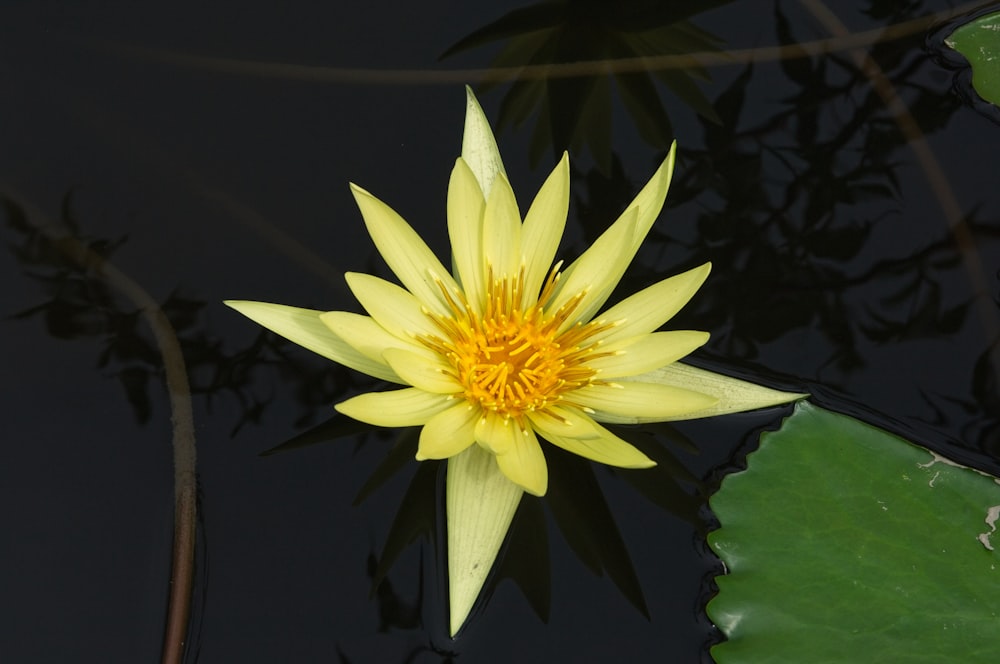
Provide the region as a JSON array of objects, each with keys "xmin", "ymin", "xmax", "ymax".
[{"xmin": 6, "ymin": 191, "xmax": 198, "ymax": 664}]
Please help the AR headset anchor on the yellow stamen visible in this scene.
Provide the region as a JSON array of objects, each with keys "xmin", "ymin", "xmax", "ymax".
[{"xmin": 420, "ymin": 266, "xmax": 615, "ymax": 419}]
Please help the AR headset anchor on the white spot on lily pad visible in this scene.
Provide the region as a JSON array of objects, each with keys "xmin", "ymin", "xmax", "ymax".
[{"xmin": 978, "ymin": 505, "xmax": 1000, "ymax": 551}]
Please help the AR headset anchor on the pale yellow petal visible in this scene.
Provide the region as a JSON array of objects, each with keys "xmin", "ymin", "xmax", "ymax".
[
  {"xmin": 319, "ymin": 311, "xmax": 422, "ymax": 364},
  {"xmin": 494, "ymin": 425, "xmax": 548, "ymax": 496},
  {"xmin": 526, "ymin": 404, "xmax": 595, "ymax": 439},
  {"xmin": 344, "ymin": 272, "xmax": 440, "ymax": 340},
  {"xmin": 449, "ymin": 88, "xmax": 521, "ymax": 639},
  {"xmin": 447, "ymin": 444, "xmax": 522, "ymax": 637},
  {"xmin": 568, "ymin": 381, "xmax": 717, "ymax": 420},
  {"xmin": 520, "ymin": 152, "xmax": 569, "ymax": 308},
  {"xmin": 588, "ymin": 330, "xmax": 710, "ymax": 378},
  {"xmin": 548, "ymin": 143, "xmax": 677, "ymax": 326},
  {"xmin": 529, "ymin": 407, "xmax": 654, "ymax": 468},
  {"xmin": 383, "ymin": 347, "xmax": 462, "ymax": 394},
  {"xmin": 605, "ymin": 362, "xmax": 808, "ymax": 423},
  {"xmin": 417, "ymin": 401, "xmax": 479, "ymax": 460},
  {"xmin": 625, "ymin": 142, "xmax": 676, "ymax": 248},
  {"xmin": 349, "ymin": 183, "xmax": 459, "ymax": 316},
  {"xmin": 548, "ymin": 206, "xmax": 639, "ymax": 331},
  {"xmin": 591, "ymin": 262, "xmax": 711, "ymax": 344},
  {"xmin": 474, "ymin": 411, "xmax": 516, "ymax": 454},
  {"xmin": 461, "ymin": 86, "xmax": 508, "ymax": 198},
  {"xmin": 225, "ymin": 301, "xmax": 402, "ymax": 383},
  {"xmin": 447, "ymin": 158, "xmax": 486, "ymax": 314},
  {"xmin": 482, "ymin": 172, "xmax": 521, "ymax": 280},
  {"xmin": 335, "ymin": 388, "xmax": 451, "ymax": 427}
]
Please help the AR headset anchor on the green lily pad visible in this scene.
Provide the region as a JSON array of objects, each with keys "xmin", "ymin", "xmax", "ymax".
[
  {"xmin": 946, "ymin": 10, "xmax": 1000, "ymax": 107},
  {"xmin": 707, "ymin": 402, "xmax": 1000, "ymax": 663}
]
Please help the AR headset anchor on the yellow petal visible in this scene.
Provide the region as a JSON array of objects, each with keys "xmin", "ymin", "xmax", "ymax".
[
  {"xmin": 447, "ymin": 444, "xmax": 522, "ymax": 636},
  {"xmin": 549, "ymin": 143, "xmax": 677, "ymax": 326},
  {"xmin": 494, "ymin": 425, "xmax": 548, "ymax": 496},
  {"xmin": 461, "ymin": 86, "xmax": 508, "ymax": 198},
  {"xmin": 318, "ymin": 311, "xmax": 421, "ymax": 364},
  {"xmin": 474, "ymin": 411, "xmax": 516, "ymax": 454},
  {"xmin": 447, "ymin": 158, "xmax": 486, "ymax": 314},
  {"xmin": 225, "ymin": 301, "xmax": 402, "ymax": 384},
  {"xmin": 520, "ymin": 152, "xmax": 569, "ymax": 309},
  {"xmin": 383, "ymin": 347, "xmax": 462, "ymax": 394},
  {"xmin": 609, "ymin": 362, "xmax": 808, "ymax": 423},
  {"xmin": 417, "ymin": 401, "xmax": 479, "ymax": 460},
  {"xmin": 344, "ymin": 272, "xmax": 439, "ymax": 340},
  {"xmin": 526, "ymin": 404, "xmax": 596, "ymax": 438},
  {"xmin": 448, "ymin": 88, "xmax": 522, "ymax": 639},
  {"xmin": 529, "ymin": 407, "xmax": 654, "ymax": 469},
  {"xmin": 548, "ymin": 206, "xmax": 639, "ymax": 331},
  {"xmin": 588, "ymin": 330, "xmax": 710, "ymax": 378},
  {"xmin": 568, "ymin": 381, "xmax": 717, "ymax": 419},
  {"xmin": 349, "ymin": 183, "xmax": 459, "ymax": 316},
  {"xmin": 592, "ymin": 262, "xmax": 711, "ymax": 343},
  {"xmin": 482, "ymin": 172, "xmax": 521, "ymax": 280},
  {"xmin": 334, "ymin": 388, "xmax": 451, "ymax": 427},
  {"xmin": 625, "ymin": 142, "xmax": 676, "ymax": 249}
]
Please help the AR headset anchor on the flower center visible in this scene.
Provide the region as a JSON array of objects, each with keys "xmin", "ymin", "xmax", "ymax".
[{"xmin": 422, "ymin": 267, "xmax": 611, "ymax": 418}]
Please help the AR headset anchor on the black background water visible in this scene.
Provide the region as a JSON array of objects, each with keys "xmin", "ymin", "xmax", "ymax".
[{"xmin": 3, "ymin": 1, "xmax": 998, "ymax": 662}]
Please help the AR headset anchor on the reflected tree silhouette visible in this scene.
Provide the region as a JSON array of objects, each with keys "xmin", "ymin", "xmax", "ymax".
[
  {"xmin": 5, "ymin": 0, "xmax": 999, "ymax": 655},
  {"xmin": 441, "ymin": 0, "xmax": 732, "ymax": 171},
  {"xmin": 265, "ymin": 403, "xmax": 711, "ymax": 634},
  {"xmin": 7, "ymin": 189, "xmax": 697, "ymax": 641},
  {"xmin": 4, "ymin": 193, "xmax": 361, "ymax": 434},
  {"xmin": 2, "ymin": 191, "xmax": 202, "ymax": 663},
  {"xmin": 544, "ymin": 1, "xmax": 1000, "ymax": 460}
]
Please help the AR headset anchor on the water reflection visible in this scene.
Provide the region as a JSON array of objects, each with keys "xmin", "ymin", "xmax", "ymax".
[
  {"xmin": 4, "ymin": 0, "xmax": 1000, "ymax": 661},
  {"xmin": 442, "ymin": 0, "xmax": 731, "ymax": 171},
  {"xmin": 5, "ymin": 193, "xmax": 367, "ymax": 436},
  {"xmin": 263, "ymin": 410, "xmax": 707, "ymax": 635},
  {"xmin": 3, "ymin": 183, "xmax": 713, "ymax": 644}
]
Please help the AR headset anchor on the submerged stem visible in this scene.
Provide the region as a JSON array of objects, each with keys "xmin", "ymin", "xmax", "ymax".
[{"xmin": 6, "ymin": 190, "xmax": 197, "ymax": 664}]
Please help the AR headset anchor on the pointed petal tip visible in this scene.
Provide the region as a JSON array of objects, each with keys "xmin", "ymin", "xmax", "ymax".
[
  {"xmin": 462, "ymin": 86, "xmax": 506, "ymax": 196},
  {"xmin": 664, "ymin": 141, "xmax": 677, "ymax": 169},
  {"xmin": 523, "ymin": 478, "xmax": 547, "ymax": 497},
  {"xmin": 497, "ymin": 457, "xmax": 547, "ymax": 496},
  {"xmin": 632, "ymin": 456, "xmax": 657, "ymax": 469},
  {"xmin": 334, "ymin": 388, "xmax": 451, "ymax": 427},
  {"xmin": 446, "ymin": 446, "xmax": 524, "ymax": 638},
  {"xmin": 349, "ymin": 183, "xmax": 377, "ymax": 207},
  {"xmin": 679, "ymin": 260, "xmax": 713, "ymax": 294},
  {"xmin": 223, "ymin": 299, "xmax": 261, "ymax": 313},
  {"xmin": 612, "ymin": 363, "xmax": 808, "ymax": 423},
  {"xmin": 332, "ymin": 398, "xmax": 371, "ymax": 425}
]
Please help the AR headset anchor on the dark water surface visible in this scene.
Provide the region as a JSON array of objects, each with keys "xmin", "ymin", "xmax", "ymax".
[{"xmin": 3, "ymin": 1, "xmax": 999, "ymax": 662}]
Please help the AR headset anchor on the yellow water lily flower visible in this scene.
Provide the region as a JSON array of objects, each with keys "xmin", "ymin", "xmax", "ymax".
[
  {"xmin": 342, "ymin": 154, "xmax": 715, "ymax": 496},
  {"xmin": 230, "ymin": 144, "xmax": 714, "ymax": 496},
  {"xmin": 227, "ymin": 89, "xmax": 805, "ymax": 636}
]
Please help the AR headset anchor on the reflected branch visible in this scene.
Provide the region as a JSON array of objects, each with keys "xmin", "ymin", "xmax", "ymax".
[
  {"xmin": 71, "ymin": 1, "xmax": 991, "ymax": 85},
  {"xmin": 2, "ymin": 189, "xmax": 197, "ymax": 664}
]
